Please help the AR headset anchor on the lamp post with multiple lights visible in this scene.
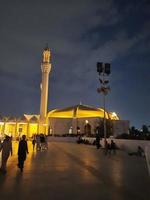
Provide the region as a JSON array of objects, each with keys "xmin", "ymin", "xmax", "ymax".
[{"xmin": 97, "ymin": 62, "xmax": 111, "ymax": 146}]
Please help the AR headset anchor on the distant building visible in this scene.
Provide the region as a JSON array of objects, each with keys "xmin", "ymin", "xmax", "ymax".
[
  {"xmin": 47, "ymin": 104, "xmax": 128, "ymax": 136},
  {"xmin": 0, "ymin": 104, "xmax": 129, "ymax": 138},
  {"xmin": 0, "ymin": 48, "xmax": 129, "ymax": 139}
]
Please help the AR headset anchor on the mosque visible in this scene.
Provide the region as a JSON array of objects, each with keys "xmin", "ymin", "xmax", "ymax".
[{"xmin": 0, "ymin": 47, "xmax": 129, "ymax": 139}]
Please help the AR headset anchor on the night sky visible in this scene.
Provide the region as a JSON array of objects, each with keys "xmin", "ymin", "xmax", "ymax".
[{"xmin": 0, "ymin": 0, "xmax": 149, "ymax": 128}]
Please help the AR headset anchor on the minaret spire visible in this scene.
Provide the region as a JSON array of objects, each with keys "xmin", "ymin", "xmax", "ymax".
[
  {"xmin": 45, "ymin": 42, "xmax": 49, "ymax": 49},
  {"xmin": 40, "ymin": 46, "xmax": 52, "ymax": 122}
]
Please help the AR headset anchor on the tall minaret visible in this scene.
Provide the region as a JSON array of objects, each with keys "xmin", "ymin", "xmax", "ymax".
[{"xmin": 40, "ymin": 45, "xmax": 51, "ymax": 122}]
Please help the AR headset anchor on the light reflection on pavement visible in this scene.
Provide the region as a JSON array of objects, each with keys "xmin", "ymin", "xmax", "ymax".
[{"xmin": 0, "ymin": 141, "xmax": 150, "ymax": 200}]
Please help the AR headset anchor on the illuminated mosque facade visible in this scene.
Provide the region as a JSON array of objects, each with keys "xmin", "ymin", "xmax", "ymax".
[{"xmin": 0, "ymin": 47, "xmax": 129, "ymax": 138}]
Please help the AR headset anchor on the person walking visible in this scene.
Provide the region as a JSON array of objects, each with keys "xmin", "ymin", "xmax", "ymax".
[
  {"xmin": 17, "ymin": 135, "xmax": 28, "ymax": 172},
  {"xmin": 0, "ymin": 134, "xmax": 12, "ymax": 174},
  {"xmin": 95, "ymin": 126, "xmax": 101, "ymax": 149},
  {"xmin": 36, "ymin": 134, "xmax": 41, "ymax": 151},
  {"xmin": 32, "ymin": 137, "xmax": 36, "ymax": 151}
]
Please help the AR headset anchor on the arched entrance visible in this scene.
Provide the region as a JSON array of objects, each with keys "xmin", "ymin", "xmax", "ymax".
[{"xmin": 84, "ymin": 120, "xmax": 91, "ymax": 136}]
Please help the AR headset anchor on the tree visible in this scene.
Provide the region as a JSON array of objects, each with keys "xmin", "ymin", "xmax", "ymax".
[
  {"xmin": 130, "ymin": 126, "xmax": 136, "ymax": 135},
  {"xmin": 142, "ymin": 125, "xmax": 149, "ymax": 134}
]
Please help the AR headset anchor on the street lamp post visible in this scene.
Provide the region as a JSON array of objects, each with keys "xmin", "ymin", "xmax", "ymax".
[{"xmin": 97, "ymin": 62, "xmax": 111, "ymax": 147}]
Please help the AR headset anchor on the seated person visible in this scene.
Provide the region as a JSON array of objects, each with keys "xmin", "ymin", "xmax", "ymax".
[{"xmin": 128, "ymin": 146, "xmax": 145, "ymax": 157}]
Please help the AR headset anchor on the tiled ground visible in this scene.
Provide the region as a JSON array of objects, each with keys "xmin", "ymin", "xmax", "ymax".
[{"xmin": 0, "ymin": 141, "xmax": 149, "ymax": 200}]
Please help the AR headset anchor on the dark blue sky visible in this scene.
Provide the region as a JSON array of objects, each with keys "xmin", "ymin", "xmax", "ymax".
[{"xmin": 0, "ymin": 0, "xmax": 149, "ymax": 128}]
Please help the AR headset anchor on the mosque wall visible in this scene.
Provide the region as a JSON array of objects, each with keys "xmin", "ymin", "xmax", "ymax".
[
  {"xmin": 48, "ymin": 118, "xmax": 73, "ymax": 135},
  {"xmin": 112, "ymin": 120, "xmax": 130, "ymax": 137},
  {"xmin": 0, "ymin": 118, "xmax": 129, "ymax": 139},
  {"xmin": 48, "ymin": 117, "xmax": 104, "ymax": 135}
]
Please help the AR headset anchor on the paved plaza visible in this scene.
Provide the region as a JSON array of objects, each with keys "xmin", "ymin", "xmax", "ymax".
[{"xmin": 0, "ymin": 141, "xmax": 150, "ymax": 200}]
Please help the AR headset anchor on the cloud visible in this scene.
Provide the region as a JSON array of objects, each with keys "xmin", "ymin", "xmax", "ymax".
[{"xmin": 0, "ymin": 0, "xmax": 149, "ymax": 127}]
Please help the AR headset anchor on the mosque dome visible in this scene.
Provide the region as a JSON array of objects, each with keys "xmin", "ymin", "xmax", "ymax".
[{"xmin": 47, "ymin": 104, "xmax": 119, "ymax": 120}]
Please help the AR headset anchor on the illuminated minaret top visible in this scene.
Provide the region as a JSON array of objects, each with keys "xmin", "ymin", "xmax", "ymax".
[
  {"xmin": 43, "ymin": 45, "xmax": 51, "ymax": 63},
  {"xmin": 40, "ymin": 45, "xmax": 52, "ymax": 122}
]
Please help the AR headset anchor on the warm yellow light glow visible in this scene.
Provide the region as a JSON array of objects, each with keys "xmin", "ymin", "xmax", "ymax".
[
  {"xmin": 0, "ymin": 105, "xmax": 119, "ymax": 138},
  {"xmin": 29, "ymin": 124, "xmax": 38, "ymax": 137},
  {"xmin": 43, "ymin": 49, "xmax": 50, "ymax": 63},
  {"xmin": 42, "ymin": 123, "xmax": 48, "ymax": 126},
  {"xmin": 77, "ymin": 109, "xmax": 110, "ymax": 119},
  {"xmin": 109, "ymin": 112, "xmax": 119, "ymax": 120},
  {"xmin": 112, "ymin": 112, "xmax": 117, "ymax": 117},
  {"xmin": 48, "ymin": 110, "xmax": 74, "ymax": 118},
  {"xmin": 24, "ymin": 114, "xmax": 40, "ymax": 121},
  {"xmin": 6, "ymin": 122, "xmax": 16, "ymax": 125},
  {"xmin": 47, "ymin": 105, "xmax": 112, "ymax": 119}
]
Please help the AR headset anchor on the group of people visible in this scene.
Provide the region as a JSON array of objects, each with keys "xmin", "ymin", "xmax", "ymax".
[
  {"xmin": 0, "ymin": 133, "xmax": 48, "ymax": 174},
  {"xmin": 32, "ymin": 134, "xmax": 48, "ymax": 151},
  {"xmin": 128, "ymin": 146, "xmax": 145, "ymax": 157},
  {"xmin": 95, "ymin": 134, "xmax": 117, "ymax": 154},
  {"xmin": 95, "ymin": 127, "xmax": 117, "ymax": 154},
  {"xmin": 0, "ymin": 134, "xmax": 28, "ymax": 174},
  {"xmin": 104, "ymin": 139, "xmax": 117, "ymax": 155}
]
